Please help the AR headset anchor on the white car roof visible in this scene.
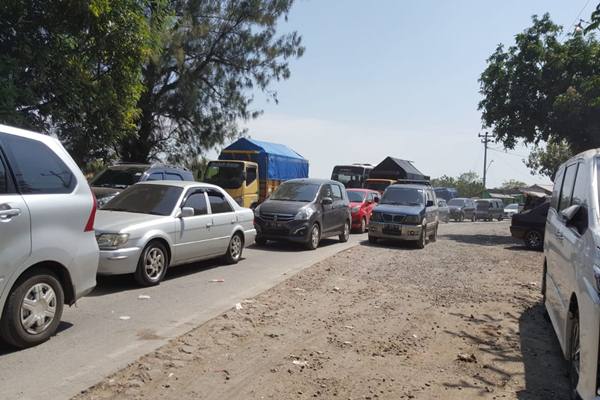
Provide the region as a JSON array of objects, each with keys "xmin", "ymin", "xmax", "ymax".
[
  {"xmin": 0, "ymin": 123, "xmax": 62, "ymax": 147},
  {"xmin": 138, "ymin": 180, "xmax": 219, "ymax": 189}
]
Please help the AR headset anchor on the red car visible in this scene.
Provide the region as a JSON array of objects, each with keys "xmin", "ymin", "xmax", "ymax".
[{"xmin": 346, "ymin": 189, "xmax": 380, "ymax": 233}]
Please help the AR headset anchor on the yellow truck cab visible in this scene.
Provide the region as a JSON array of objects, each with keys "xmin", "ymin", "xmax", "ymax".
[{"xmin": 204, "ymin": 138, "xmax": 309, "ymax": 209}]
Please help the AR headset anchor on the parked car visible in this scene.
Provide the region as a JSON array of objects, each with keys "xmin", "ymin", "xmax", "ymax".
[
  {"xmin": 0, "ymin": 124, "xmax": 98, "ymax": 348},
  {"xmin": 90, "ymin": 163, "xmax": 194, "ymax": 207},
  {"xmin": 503, "ymin": 203, "xmax": 521, "ymax": 218},
  {"xmin": 96, "ymin": 181, "xmax": 255, "ymax": 286},
  {"xmin": 509, "ymin": 201, "xmax": 549, "ymax": 250},
  {"xmin": 542, "ymin": 149, "xmax": 600, "ymax": 399},
  {"xmin": 437, "ymin": 199, "xmax": 450, "ymax": 223},
  {"xmin": 447, "ymin": 198, "xmax": 477, "ymax": 222},
  {"xmin": 346, "ymin": 189, "xmax": 380, "ymax": 232},
  {"xmin": 475, "ymin": 199, "xmax": 504, "ymax": 221},
  {"xmin": 253, "ymin": 179, "xmax": 351, "ymax": 250},
  {"xmin": 368, "ymin": 183, "xmax": 439, "ymax": 248},
  {"xmin": 434, "ymin": 187, "xmax": 458, "ymax": 201}
]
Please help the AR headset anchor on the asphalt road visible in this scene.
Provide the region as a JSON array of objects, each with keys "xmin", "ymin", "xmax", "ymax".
[{"xmin": 0, "ymin": 233, "xmax": 366, "ymax": 400}]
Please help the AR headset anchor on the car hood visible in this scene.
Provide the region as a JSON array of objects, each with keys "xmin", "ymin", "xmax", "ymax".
[
  {"xmin": 258, "ymin": 200, "xmax": 310, "ymax": 215},
  {"xmin": 95, "ymin": 210, "xmax": 169, "ymax": 233},
  {"xmin": 373, "ymin": 204, "xmax": 423, "ymax": 216},
  {"xmin": 92, "ymin": 186, "xmax": 122, "ymax": 199}
]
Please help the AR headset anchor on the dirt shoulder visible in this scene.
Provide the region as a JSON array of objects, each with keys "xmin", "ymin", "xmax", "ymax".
[{"xmin": 74, "ymin": 222, "xmax": 568, "ymax": 400}]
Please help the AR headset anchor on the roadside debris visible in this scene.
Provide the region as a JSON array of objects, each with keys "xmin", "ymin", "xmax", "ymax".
[
  {"xmin": 138, "ymin": 295, "xmax": 151, "ymax": 300},
  {"xmin": 235, "ymin": 303, "xmax": 243, "ymax": 310},
  {"xmin": 119, "ymin": 316, "xmax": 131, "ymax": 321},
  {"xmin": 292, "ymin": 360, "xmax": 309, "ymax": 367},
  {"xmin": 209, "ymin": 279, "xmax": 225, "ymax": 283},
  {"xmin": 457, "ymin": 353, "xmax": 477, "ymax": 363}
]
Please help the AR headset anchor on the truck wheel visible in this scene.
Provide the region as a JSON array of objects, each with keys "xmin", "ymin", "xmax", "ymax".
[
  {"xmin": 305, "ymin": 223, "xmax": 320, "ymax": 250},
  {"xmin": 0, "ymin": 270, "xmax": 64, "ymax": 348}
]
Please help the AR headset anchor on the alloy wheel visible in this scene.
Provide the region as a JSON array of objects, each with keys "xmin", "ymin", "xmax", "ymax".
[
  {"xmin": 311, "ymin": 225, "xmax": 320, "ymax": 248},
  {"xmin": 361, "ymin": 217, "xmax": 366, "ymax": 233},
  {"xmin": 526, "ymin": 231, "xmax": 542, "ymax": 250},
  {"xmin": 230, "ymin": 234, "xmax": 242, "ymax": 260},
  {"xmin": 145, "ymin": 247, "xmax": 166, "ymax": 281},
  {"xmin": 20, "ymin": 283, "xmax": 57, "ymax": 335}
]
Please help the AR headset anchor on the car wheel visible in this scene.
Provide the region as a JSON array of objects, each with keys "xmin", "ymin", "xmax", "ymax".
[
  {"xmin": 471, "ymin": 214, "xmax": 477, "ymax": 222},
  {"xmin": 429, "ymin": 223, "xmax": 438, "ymax": 242},
  {"xmin": 135, "ymin": 241, "xmax": 169, "ymax": 286},
  {"xmin": 339, "ymin": 221, "xmax": 350, "ymax": 243},
  {"xmin": 0, "ymin": 270, "xmax": 64, "ymax": 348},
  {"xmin": 368, "ymin": 235, "xmax": 378, "ymax": 244},
  {"xmin": 568, "ymin": 311, "xmax": 581, "ymax": 400},
  {"xmin": 498, "ymin": 216, "xmax": 503, "ymax": 221},
  {"xmin": 305, "ymin": 223, "xmax": 320, "ymax": 250},
  {"xmin": 224, "ymin": 232, "xmax": 244, "ymax": 265},
  {"xmin": 360, "ymin": 217, "xmax": 367, "ymax": 233},
  {"xmin": 524, "ymin": 230, "xmax": 543, "ymax": 251},
  {"xmin": 459, "ymin": 213, "xmax": 464, "ymax": 222},
  {"xmin": 416, "ymin": 226, "xmax": 427, "ymax": 249},
  {"xmin": 255, "ymin": 236, "xmax": 267, "ymax": 246}
]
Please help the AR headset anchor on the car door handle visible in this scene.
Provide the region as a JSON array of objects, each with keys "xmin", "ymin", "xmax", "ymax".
[
  {"xmin": 0, "ymin": 208, "xmax": 21, "ymax": 219},
  {"xmin": 206, "ymin": 222, "xmax": 213, "ymax": 228},
  {"xmin": 230, "ymin": 219, "xmax": 236, "ymax": 224},
  {"xmin": 555, "ymin": 231, "xmax": 564, "ymax": 240}
]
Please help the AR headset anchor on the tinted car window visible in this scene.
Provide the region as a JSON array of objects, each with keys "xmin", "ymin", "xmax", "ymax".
[
  {"xmin": 571, "ymin": 163, "xmax": 587, "ymax": 207},
  {"xmin": 103, "ymin": 184, "xmax": 182, "ymax": 216},
  {"xmin": 550, "ymin": 168, "xmax": 564, "ymax": 210},
  {"xmin": 208, "ymin": 190, "xmax": 233, "ymax": 214},
  {"xmin": 559, "ymin": 164, "xmax": 577, "ymax": 212},
  {"xmin": 165, "ymin": 172, "xmax": 183, "ymax": 181},
  {"xmin": 2, "ymin": 134, "xmax": 75, "ymax": 194},
  {"xmin": 270, "ymin": 182, "xmax": 320, "ymax": 202},
  {"xmin": 0, "ymin": 155, "xmax": 7, "ymax": 194},
  {"xmin": 92, "ymin": 167, "xmax": 145, "ymax": 187},
  {"xmin": 183, "ymin": 191, "xmax": 208, "ymax": 215},
  {"xmin": 246, "ymin": 166, "xmax": 257, "ymax": 185},
  {"xmin": 331, "ymin": 184, "xmax": 343, "ymax": 200},
  {"xmin": 146, "ymin": 172, "xmax": 164, "ymax": 181},
  {"xmin": 381, "ymin": 187, "xmax": 423, "ymax": 206}
]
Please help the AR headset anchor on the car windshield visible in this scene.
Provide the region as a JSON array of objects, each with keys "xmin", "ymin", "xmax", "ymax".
[
  {"xmin": 270, "ymin": 182, "xmax": 320, "ymax": 202},
  {"xmin": 347, "ymin": 191, "xmax": 366, "ymax": 202},
  {"xmin": 103, "ymin": 184, "xmax": 183, "ymax": 216},
  {"xmin": 380, "ymin": 187, "xmax": 423, "ymax": 206},
  {"xmin": 448, "ymin": 199, "xmax": 466, "ymax": 206},
  {"xmin": 204, "ymin": 161, "xmax": 243, "ymax": 189},
  {"xmin": 332, "ymin": 166, "xmax": 365, "ymax": 188},
  {"xmin": 91, "ymin": 167, "xmax": 146, "ymax": 188}
]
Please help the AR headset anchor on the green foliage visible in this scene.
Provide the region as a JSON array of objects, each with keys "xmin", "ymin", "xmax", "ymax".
[
  {"xmin": 119, "ymin": 0, "xmax": 305, "ymax": 164},
  {"xmin": 479, "ymin": 14, "xmax": 600, "ymax": 159},
  {"xmin": 501, "ymin": 179, "xmax": 527, "ymax": 190},
  {"xmin": 431, "ymin": 171, "xmax": 485, "ymax": 198},
  {"xmin": 0, "ymin": 0, "xmax": 166, "ymax": 165},
  {"xmin": 525, "ymin": 136, "xmax": 573, "ymax": 180}
]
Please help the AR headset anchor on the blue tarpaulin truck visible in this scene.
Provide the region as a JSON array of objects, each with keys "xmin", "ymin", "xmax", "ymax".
[{"xmin": 204, "ymin": 138, "xmax": 309, "ymax": 208}]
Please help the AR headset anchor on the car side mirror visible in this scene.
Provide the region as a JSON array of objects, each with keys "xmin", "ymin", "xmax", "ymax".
[
  {"xmin": 561, "ymin": 204, "xmax": 587, "ymax": 234},
  {"xmin": 178, "ymin": 207, "xmax": 195, "ymax": 218},
  {"xmin": 322, "ymin": 197, "xmax": 333, "ymax": 205},
  {"xmin": 426, "ymin": 200, "xmax": 434, "ymax": 207}
]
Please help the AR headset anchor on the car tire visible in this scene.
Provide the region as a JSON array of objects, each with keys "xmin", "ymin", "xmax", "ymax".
[
  {"xmin": 524, "ymin": 230, "xmax": 543, "ymax": 251},
  {"xmin": 458, "ymin": 213, "xmax": 464, "ymax": 222},
  {"xmin": 0, "ymin": 270, "xmax": 64, "ymax": 348},
  {"xmin": 416, "ymin": 226, "xmax": 427, "ymax": 249},
  {"xmin": 339, "ymin": 221, "xmax": 350, "ymax": 243},
  {"xmin": 135, "ymin": 241, "xmax": 169, "ymax": 286},
  {"xmin": 429, "ymin": 223, "xmax": 438, "ymax": 242},
  {"xmin": 255, "ymin": 236, "xmax": 267, "ymax": 246},
  {"xmin": 568, "ymin": 311, "xmax": 581, "ymax": 400},
  {"xmin": 471, "ymin": 214, "xmax": 477, "ymax": 222},
  {"xmin": 498, "ymin": 216, "xmax": 503, "ymax": 222},
  {"xmin": 305, "ymin": 223, "xmax": 320, "ymax": 250},
  {"xmin": 360, "ymin": 217, "xmax": 367, "ymax": 233},
  {"xmin": 224, "ymin": 232, "xmax": 244, "ymax": 265},
  {"xmin": 368, "ymin": 235, "xmax": 378, "ymax": 244}
]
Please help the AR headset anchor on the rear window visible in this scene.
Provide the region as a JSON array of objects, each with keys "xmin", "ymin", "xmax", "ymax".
[
  {"xmin": 1, "ymin": 134, "xmax": 75, "ymax": 194},
  {"xmin": 103, "ymin": 184, "xmax": 182, "ymax": 216},
  {"xmin": 448, "ymin": 199, "xmax": 466, "ymax": 206},
  {"xmin": 347, "ymin": 191, "xmax": 366, "ymax": 202}
]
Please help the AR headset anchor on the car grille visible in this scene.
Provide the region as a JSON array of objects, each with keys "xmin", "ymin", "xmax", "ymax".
[
  {"xmin": 261, "ymin": 212, "xmax": 294, "ymax": 222},
  {"xmin": 372, "ymin": 212, "xmax": 405, "ymax": 224}
]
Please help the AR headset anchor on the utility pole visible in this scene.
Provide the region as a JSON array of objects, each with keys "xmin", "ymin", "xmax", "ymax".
[{"xmin": 478, "ymin": 132, "xmax": 491, "ymax": 189}]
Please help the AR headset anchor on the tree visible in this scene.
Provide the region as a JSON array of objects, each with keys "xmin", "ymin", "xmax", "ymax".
[
  {"xmin": 479, "ymin": 14, "xmax": 600, "ymax": 172},
  {"xmin": 524, "ymin": 136, "xmax": 572, "ymax": 180},
  {"xmin": 501, "ymin": 179, "xmax": 527, "ymax": 190},
  {"xmin": 0, "ymin": 0, "xmax": 163, "ymax": 165},
  {"xmin": 432, "ymin": 171, "xmax": 484, "ymax": 198},
  {"xmin": 119, "ymin": 0, "xmax": 305, "ymax": 163}
]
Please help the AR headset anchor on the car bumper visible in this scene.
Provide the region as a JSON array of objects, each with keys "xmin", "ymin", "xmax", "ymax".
[
  {"xmin": 254, "ymin": 219, "xmax": 313, "ymax": 243},
  {"xmin": 368, "ymin": 221, "xmax": 423, "ymax": 241},
  {"xmin": 97, "ymin": 246, "xmax": 143, "ymax": 275},
  {"xmin": 70, "ymin": 235, "xmax": 100, "ymax": 302}
]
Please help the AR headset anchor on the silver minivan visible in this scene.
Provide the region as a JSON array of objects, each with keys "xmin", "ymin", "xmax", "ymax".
[
  {"xmin": 543, "ymin": 149, "xmax": 600, "ymax": 399},
  {"xmin": 0, "ymin": 124, "xmax": 99, "ymax": 348}
]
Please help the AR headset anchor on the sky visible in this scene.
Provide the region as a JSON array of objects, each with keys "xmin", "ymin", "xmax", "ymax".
[{"xmin": 210, "ymin": 0, "xmax": 595, "ymax": 188}]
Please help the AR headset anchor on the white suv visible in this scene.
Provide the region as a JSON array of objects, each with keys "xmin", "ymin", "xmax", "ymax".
[
  {"xmin": 543, "ymin": 149, "xmax": 600, "ymax": 399},
  {"xmin": 0, "ymin": 124, "xmax": 99, "ymax": 348}
]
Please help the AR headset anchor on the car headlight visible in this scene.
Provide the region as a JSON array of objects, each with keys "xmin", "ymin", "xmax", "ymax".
[
  {"xmin": 351, "ymin": 206, "xmax": 360, "ymax": 213},
  {"xmin": 96, "ymin": 233, "xmax": 130, "ymax": 250},
  {"xmin": 404, "ymin": 215, "xmax": 421, "ymax": 224},
  {"xmin": 295, "ymin": 207, "xmax": 315, "ymax": 220}
]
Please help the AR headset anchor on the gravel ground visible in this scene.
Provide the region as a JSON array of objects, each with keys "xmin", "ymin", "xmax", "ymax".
[{"xmin": 74, "ymin": 221, "xmax": 569, "ymax": 400}]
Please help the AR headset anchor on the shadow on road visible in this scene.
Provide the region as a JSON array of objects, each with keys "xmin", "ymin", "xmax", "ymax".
[
  {"xmin": 358, "ymin": 239, "xmax": 420, "ymax": 250},
  {"xmin": 0, "ymin": 321, "xmax": 73, "ymax": 356},
  {"xmin": 442, "ymin": 233, "xmax": 518, "ymax": 247},
  {"xmin": 249, "ymin": 238, "xmax": 341, "ymax": 253}
]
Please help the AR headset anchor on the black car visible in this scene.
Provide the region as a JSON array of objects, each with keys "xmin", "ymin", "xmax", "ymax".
[
  {"xmin": 368, "ymin": 183, "xmax": 439, "ymax": 248},
  {"xmin": 91, "ymin": 163, "xmax": 194, "ymax": 206},
  {"xmin": 510, "ymin": 201, "xmax": 550, "ymax": 250},
  {"xmin": 447, "ymin": 197, "xmax": 477, "ymax": 222},
  {"xmin": 253, "ymin": 179, "xmax": 351, "ymax": 250}
]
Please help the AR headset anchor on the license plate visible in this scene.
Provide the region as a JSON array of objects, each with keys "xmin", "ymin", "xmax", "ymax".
[
  {"xmin": 383, "ymin": 224, "xmax": 401, "ymax": 235},
  {"xmin": 266, "ymin": 222, "xmax": 280, "ymax": 229}
]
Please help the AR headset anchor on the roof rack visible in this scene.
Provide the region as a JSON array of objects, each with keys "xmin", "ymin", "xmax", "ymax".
[{"xmin": 394, "ymin": 179, "xmax": 432, "ymax": 186}]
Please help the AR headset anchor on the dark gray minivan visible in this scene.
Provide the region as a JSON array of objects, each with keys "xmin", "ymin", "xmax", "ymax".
[{"xmin": 253, "ymin": 179, "xmax": 351, "ymax": 249}]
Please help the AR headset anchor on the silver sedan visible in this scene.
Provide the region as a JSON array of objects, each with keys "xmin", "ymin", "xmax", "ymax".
[{"xmin": 94, "ymin": 181, "xmax": 256, "ymax": 286}]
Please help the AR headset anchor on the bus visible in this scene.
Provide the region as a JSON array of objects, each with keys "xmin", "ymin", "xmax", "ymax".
[{"xmin": 331, "ymin": 164, "xmax": 373, "ymax": 188}]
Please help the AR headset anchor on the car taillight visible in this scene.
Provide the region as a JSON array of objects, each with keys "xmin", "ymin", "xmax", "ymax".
[{"xmin": 85, "ymin": 192, "xmax": 97, "ymax": 232}]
